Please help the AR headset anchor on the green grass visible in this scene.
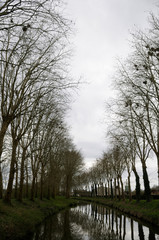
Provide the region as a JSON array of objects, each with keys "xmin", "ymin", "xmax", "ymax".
[
  {"xmin": 0, "ymin": 197, "xmax": 78, "ymax": 240},
  {"xmin": 76, "ymin": 197, "xmax": 159, "ymax": 226}
]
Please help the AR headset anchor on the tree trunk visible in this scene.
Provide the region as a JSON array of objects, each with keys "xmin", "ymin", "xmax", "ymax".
[
  {"xmin": 157, "ymin": 154, "xmax": 159, "ymax": 187},
  {"xmin": 0, "ymin": 120, "xmax": 11, "ymax": 199},
  {"xmin": 4, "ymin": 139, "xmax": 18, "ymax": 204},
  {"xmin": 114, "ymin": 178, "xmax": 117, "ymax": 199},
  {"xmin": 107, "ymin": 180, "xmax": 110, "ymax": 197},
  {"xmin": 0, "ymin": 163, "xmax": 3, "ymax": 199},
  {"xmin": 66, "ymin": 175, "xmax": 71, "ymax": 198},
  {"xmin": 119, "ymin": 175, "xmax": 125, "ymax": 200},
  {"xmin": 110, "ymin": 179, "xmax": 114, "ymax": 199},
  {"xmin": 105, "ymin": 183, "xmax": 107, "ymax": 198},
  {"xmin": 132, "ymin": 165, "xmax": 141, "ymax": 202},
  {"xmin": 117, "ymin": 177, "xmax": 121, "ymax": 200},
  {"xmin": 94, "ymin": 183, "xmax": 97, "ymax": 197},
  {"xmin": 97, "ymin": 183, "xmax": 99, "ymax": 197},
  {"xmin": 0, "ymin": 120, "xmax": 10, "ymax": 159},
  {"xmin": 157, "ymin": 131, "xmax": 159, "ymax": 187},
  {"xmin": 25, "ymin": 163, "xmax": 29, "ymax": 198},
  {"xmin": 141, "ymin": 160, "xmax": 151, "ymax": 202},
  {"xmin": 40, "ymin": 166, "xmax": 44, "ymax": 200},
  {"xmin": 35, "ymin": 177, "xmax": 38, "ymax": 198},
  {"xmin": 47, "ymin": 182, "xmax": 51, "ymax": 199},
  {"xmin": 31, "ymin": 176, "xmax": 36, "ymax": 201},
  {"xmin": 14, "ymin": 161, "xmax": 18, "ymax": 199},
  {"xmin": 128, "ymin": 169, "xmax": 132, "ymax": 201},
  {"xmin": 18, "ymin": 147, "xmax": 27, "ymax": 202}
]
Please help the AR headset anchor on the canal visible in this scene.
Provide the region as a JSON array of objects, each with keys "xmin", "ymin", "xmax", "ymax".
[{"xmin": 32, "ymin": 203, "xmax": 159, "ymax": 240}]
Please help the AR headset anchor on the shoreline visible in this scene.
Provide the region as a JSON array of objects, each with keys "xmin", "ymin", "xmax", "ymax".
[
  {"xmin": 0, "ymin": 197, "xmax": 78, "ymax": 240},
  {"xmin": 1, "ymin": 196, "xmax": 159, "ymax": 239},
  {"xmin": 76, "ymin": 197, "xmax": 159, "ymax": 228}
]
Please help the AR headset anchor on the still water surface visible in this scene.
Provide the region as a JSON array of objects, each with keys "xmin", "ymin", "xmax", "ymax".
[{"xmin": 32, "ymin": 203, "xmax": 159, "ymax": 240}]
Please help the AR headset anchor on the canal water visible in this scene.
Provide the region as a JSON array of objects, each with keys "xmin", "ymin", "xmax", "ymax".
[{"xmin": 32, "ymin": 203, "xmax": 159, "ymax": 240}]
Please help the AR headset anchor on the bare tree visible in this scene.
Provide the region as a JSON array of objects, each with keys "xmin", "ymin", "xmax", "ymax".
[{"xmin": 61, "ymin": 140, "xmax": 84, "ymax": 198}]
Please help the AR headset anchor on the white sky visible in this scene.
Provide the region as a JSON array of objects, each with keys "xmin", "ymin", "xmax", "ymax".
[{"xmin": 65, "ymin": 0, "xmax": 158, "ymax": 187}]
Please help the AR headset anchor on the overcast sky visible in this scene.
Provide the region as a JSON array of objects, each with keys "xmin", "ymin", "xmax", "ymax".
[{"xmin": 64, "ymin": 0, "xmax": 158, "ymax": 187}]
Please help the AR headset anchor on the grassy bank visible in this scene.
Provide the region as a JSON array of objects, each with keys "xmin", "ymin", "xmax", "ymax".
[
  {"xmin": 77, "ymin": 197, "xmax": 159, "ymax": 227},
  {"xmin": 0, "ymin": 197, "xmax": 78, "ymax": 240}
]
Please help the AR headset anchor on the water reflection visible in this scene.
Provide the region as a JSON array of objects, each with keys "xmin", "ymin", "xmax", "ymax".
[{"xmin": 33, "ymin": 204, "xmax": 159, "ymax": 240}]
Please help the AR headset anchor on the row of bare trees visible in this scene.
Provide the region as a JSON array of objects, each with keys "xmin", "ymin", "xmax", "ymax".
[
  {"xmin": 104, "ymin": 11, "xmax": 159, "ymax": 202},
  {"xmin": 0, "ymin": 0, "xmax": 84, "ymax": 204},
  {"xmin": 73, "ymin": 148, "xmax": 128, "ymax": 201},
  {"xmin": 73, "ymin": 10, "xmax": 159, "ymax": 203}
]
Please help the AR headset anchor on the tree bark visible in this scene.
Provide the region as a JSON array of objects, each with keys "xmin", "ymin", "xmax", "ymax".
[
  {"xmin": 105, "ymin": 183, "xmax": 107, "ymax": 198},
  {"xmin": 157, "ymin": 131, "xmax": 159, "ymax": 187},
  {"xmin": 94, "ymin": 183, "xmax": 97, "ymax": 197},
  {"xmin": 128, "ymin": 169, "xmax": 132, "ymax": 201},
  {"xmin": 18, "ymin": 147, "xmax": 27, "ymax": 202},
  {"xmin": 25, "ymin": 163, "xmax": 29, "ymax": 198},
  {"xmin": 35, "ymin": 177, "xmax": 38, "ymax": 198},
  {"xmin": 0, "ymin": 120, "xmax": 10, "ymax": 159},
  {"xmin": 117, "ymin": 177, "xmax": 121, "ymax": 200},
  {"xmin": 30, "ymin": 176, "xmax": 36, "ymax": 201},
  {"xmin": 66, "ymin": 175, "xmax": 71, "ymax": 198},
  {"xmin": 114, "ymin": 178, "xmax": 117, "ymax": 199},
  {"xmin": 4, "ymin": 139, "xmax": 18, "ymax": 204},
  {"xmin": 47, "ymin": 182, "xmax": 51, "ymax": 199},
  {"xmin": 110, "ymin": 179, "xmax": 114, "ymax": 199},
  {"xmin": 0, "ymin": 163, "xmax": 3, "ymax": 199},
  {"xmin": 0, "ymin": 120, "xmax": 11, "ymax": 199},
  {"xmin": 141, "ymin": 161, "xmax": 151, "ymax": 202},
  {"xmin": 14, "ymin": 161, "xmax": 18, "ymax": 199},
  {"xmin": 40, "ymin": 166, "xmax": 44, "ymax": 200},
  {"xmin": 119, "ymin": 175, "xmax": 125, "ymax": 200},
  {"xmin": 132, "ymin": 165, "xmax": 141, "ymax": 202},
  {"xmin": 107, "ymin": 180, "xmax": 110, "ymax": 197}
]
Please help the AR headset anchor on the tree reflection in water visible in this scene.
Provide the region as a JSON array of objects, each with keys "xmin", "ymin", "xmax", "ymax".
[{"xmin": 33, "ymin": 204, "xmax": 159, "ymax": 240}]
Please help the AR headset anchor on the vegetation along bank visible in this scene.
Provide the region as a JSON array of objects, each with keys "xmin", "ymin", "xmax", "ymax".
[
  {"xmin": 77, "ymin": 197, "xmax": 159, "ymax": 227},
  {"xmin": 0, "ymin": 197, "xmax": 78, "ymax": 240}
]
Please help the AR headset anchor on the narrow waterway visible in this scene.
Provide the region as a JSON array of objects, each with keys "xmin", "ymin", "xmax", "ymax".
[{"xmin": 32, "ymin": 203, "xmax": 159, "ymax": 240}]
